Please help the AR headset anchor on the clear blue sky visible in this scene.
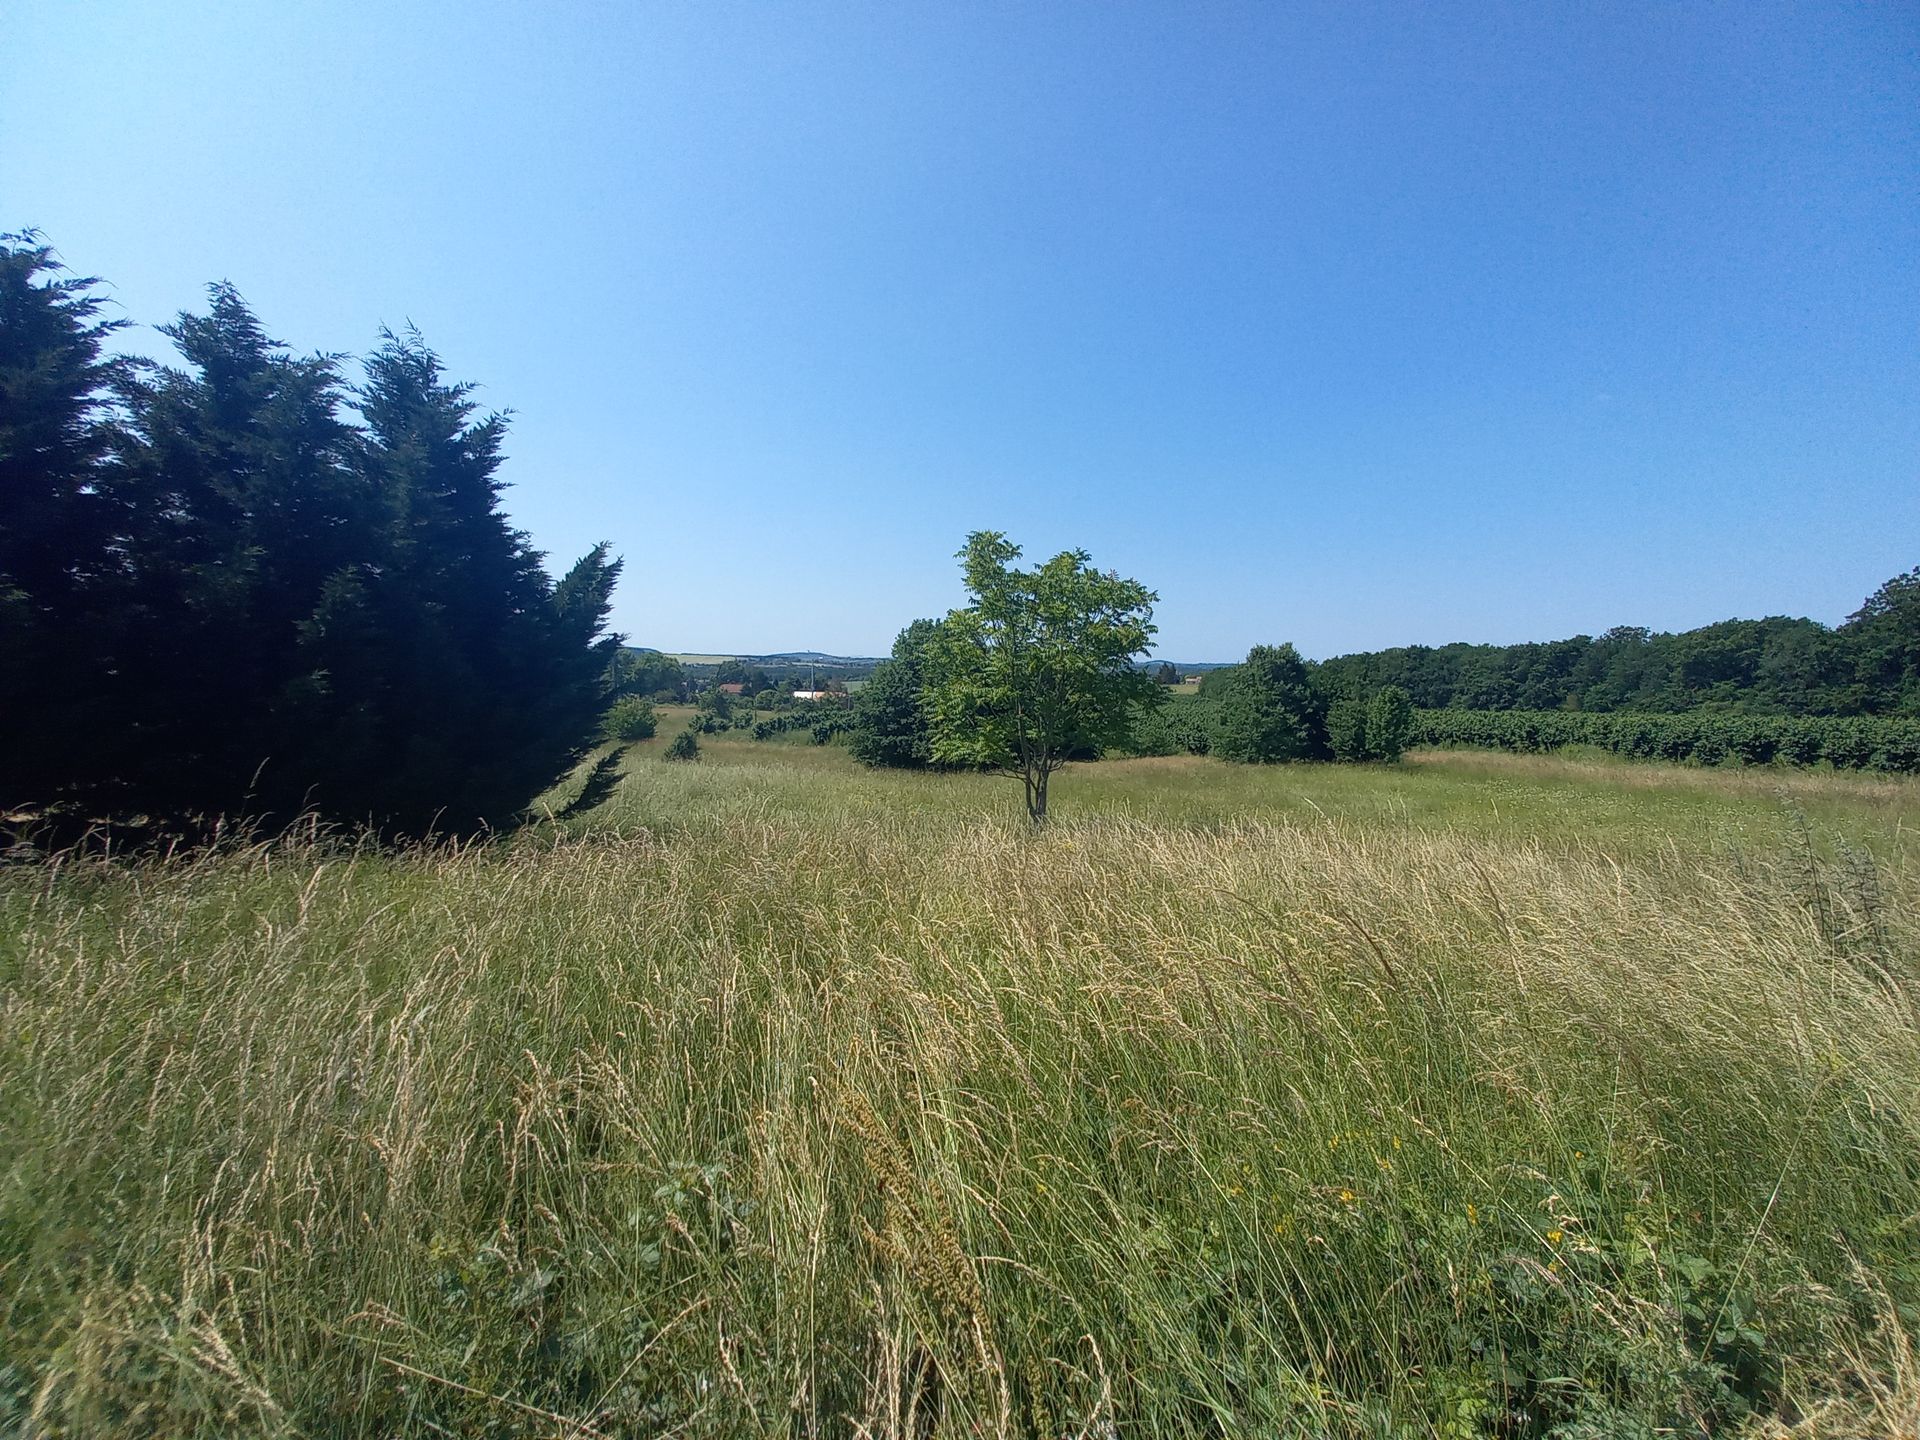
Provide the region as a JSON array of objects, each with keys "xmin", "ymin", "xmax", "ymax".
[{"xmin": 5, "ymin": 2, "xmax": 1915, "ymax": 660}]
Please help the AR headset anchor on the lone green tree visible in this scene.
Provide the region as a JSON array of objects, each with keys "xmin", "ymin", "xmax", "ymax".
[
  {"xmin": 1213, "ymin": 644, "xmax": 1324, "ymax": 763},
  {"xmin": 925, "ymin": 532, "xmax": 1156, "ymax": 822}
]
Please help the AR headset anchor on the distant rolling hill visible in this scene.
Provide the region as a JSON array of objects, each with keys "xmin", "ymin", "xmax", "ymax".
[
  {"xmin": 630, "ymin": 647, "xmax": 1235, "ymax": 677},
  {"xmin": 631, "ymin": 648, "xmax": 885, "ymax": 679},
  {"xmin": 631, "ymin": 646, "xmax": 1233, "ymax": 673}
]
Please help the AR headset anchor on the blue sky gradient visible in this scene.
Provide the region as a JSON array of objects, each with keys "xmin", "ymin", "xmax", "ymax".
[{"xmin": 5, "ymin": 2, "xmax": 1915, "ymax": 658}]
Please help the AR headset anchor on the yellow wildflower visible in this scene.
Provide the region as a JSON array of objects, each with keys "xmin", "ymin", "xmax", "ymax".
[
  {"xmin": 1546, "ymin": 1228, "xmax": 1563, "ymax": 1244},
  {"xmin": 1338, "ymin": 1188, "xmax": 1357, "ymax": 1205}
]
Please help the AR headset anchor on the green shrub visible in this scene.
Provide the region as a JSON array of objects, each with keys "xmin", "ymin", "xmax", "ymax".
[
  {"xmin": 1326, "ymin": 697, "xmax": 1369, "ymax": 762},
  {"xmin": 1366, "ymin": 686, "xmax": 1414, "ymax": 762},
  {"xmin": 1412, "ymin": 708, "xmax": 1920, "ymax": 772},
  {"xmin": 664, "ymin": 729, "xmax": 701, "ymax": 762},
  {"xmin": 602, "ymin": 696, "xmax": 657, "ymax": 743},
  {"xmin": 1123, "ymin": 694, "xmax": 1216, "ymax": 756}
]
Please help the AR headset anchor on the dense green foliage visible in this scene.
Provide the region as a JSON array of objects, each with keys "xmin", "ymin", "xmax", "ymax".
[
  {"xmin": 1416, "ymin": 707, "xmax": 1920, "ymax": 772},
  {"xmin": 0, "ymin": 237, "xmax": 130, "ymax": 814},
  {"xmin": 1315, "ymin": 579, "xmax": 1920, "ymax": 718},
  {"xmin": 608, "ymin": 648, "xmax": 687, "ymax": 701},
  {"xmin": 1366, "ymin": 685, "xmax": 1414, "ymax": 762},
  {"xmin": 1848, "ymin": 567, "xmax": 1920, "ymax": 715},
  {"xmin": 1212, "ymin": 643, "xmax": 1325, "ymax": 763},
  {"xmin": 712, "ymin": 658, "xmax": 775, "ymax": 692},
  {"xmin": 926, "ymin": 532, "xmax": 1157, "ymax": 821},
  {"xmin": 747, "ymin": 704, "xmax": 851, "ymax": 745},
  {"xmin": 602, "ymin": 696, "xmax": 658, "ymax": 742},
  {"xmin": 0, "ymin": 234, "xmax": 621, "ymax": 837},
  {"xmin": 1124, "ymin": 692, "xmax": 1218, "ymax": 756},
  {"xmin": 848, "ymin": 619, "xmax": 943, "ymax": 768},
  {"xmin": 1325, "ymin": 695, "xmax": 1370, "ymax": 761},
  {"xmin": 663, "ymin": 727, "xmax": 701, "ymax": 761}
]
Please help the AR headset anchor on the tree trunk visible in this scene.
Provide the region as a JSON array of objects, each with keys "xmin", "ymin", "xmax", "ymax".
[{"xmin": 1027, "ymin": 766, "xmax": 1048, "ymax": 824}]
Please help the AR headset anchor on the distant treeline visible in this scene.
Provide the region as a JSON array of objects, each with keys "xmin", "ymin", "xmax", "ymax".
[
  {"xmin": 845, "ymin": 571, "xmax": 1920, "ymax": 776},
  {"xmin": 1309, "ymin": 590, "xmax": 1920, "ymax": 718},
  {"xmin": 1, "ymin": 232, "xmax": 620, "ymax": 838},
  {"xmin": 1111, "ymin": 571, "xmax": 1920, "ymax": 773}
]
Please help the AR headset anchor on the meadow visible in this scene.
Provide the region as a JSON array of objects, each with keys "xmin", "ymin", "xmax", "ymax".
[{"xmin": 3, "ymin": 734, "xmax": 1918, "ymax": 1437}]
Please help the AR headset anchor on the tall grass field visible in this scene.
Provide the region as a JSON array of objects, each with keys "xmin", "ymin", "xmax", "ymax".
[{"xmin": 3, "ymin": 736, "xmax": 1918, "ymax": 1437}]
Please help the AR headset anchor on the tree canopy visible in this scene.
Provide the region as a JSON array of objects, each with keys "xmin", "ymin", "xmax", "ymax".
[
  {"xmin": 0, "ymin": 234, "xmax": 622, "ymax": 839},
  {"xmin": 849, "ymin": 619, "xmax": 944, "ymax": 769},
  {"xmin": 0, "ymin": 233, "xmax": 130, "ymax": 807},
  {"xmin": 1212, "ymin": 644, "xmax": 1324, "ymax": 763},
  {"xmin": 1311, "ymin": 593, "xmax": 1919, "ymax": 720},
  {"xmin": 925, "ymin": 532, "xmax": 1156, "ymax": 822}
]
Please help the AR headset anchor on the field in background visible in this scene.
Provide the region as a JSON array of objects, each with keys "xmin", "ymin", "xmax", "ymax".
[{"xmin": 3, "ymin": 746, "xmax": 1918, "ymax": 1436}]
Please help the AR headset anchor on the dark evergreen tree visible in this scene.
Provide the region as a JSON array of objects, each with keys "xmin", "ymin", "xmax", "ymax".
[
  {"xmin": 0, "ymin": 234, "xmax": 127, "ymax": 812},
  {"xmin": 1213, "ymin": 644, "xmax": 1324, "ymax": 763},
  {"xmin": 287, "ymin": 328, "xmax": 621, "ymax": 833},
  {"xmin": 3, "ymin": 245, "xmax": 623, "ymax": 838},
  {"xmin": 108, "ymin": 283, "xmax": 367, "ymax": 822},
  {"xmin": 849, "ymin": 619, "xmax": 942, "ymax": 768}
]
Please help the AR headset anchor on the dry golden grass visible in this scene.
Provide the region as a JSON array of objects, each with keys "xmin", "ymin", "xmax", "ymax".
[
  {"xmin": 2, "ymin": 747, "xmax": 1917, "ymax": 1436},
  {"xmin": 1406, "ymin": 744, "xmax": 1920, "ymax": 814}
]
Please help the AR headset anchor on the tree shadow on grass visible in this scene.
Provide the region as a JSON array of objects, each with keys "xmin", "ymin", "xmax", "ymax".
[{"xmin": 556, "ymin": 747, "xmax": 627, "ymax": 820}]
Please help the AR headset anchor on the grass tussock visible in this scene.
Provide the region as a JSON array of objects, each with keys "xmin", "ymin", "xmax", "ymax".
[{"xmin": 2, "ymin": 748, "xmax": 1918, "ymax": 1437}]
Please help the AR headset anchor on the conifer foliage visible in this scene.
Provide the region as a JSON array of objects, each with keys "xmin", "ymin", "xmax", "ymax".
[
  {"xmin": 0, "ymin": 234, "xmax": 128, "ymax": 805},
  {"xmin": 1212, "ymin": 644, "xmax": 1324, "ymax": 763},
  {"xmin": 0, "ymin": 234, "xmax": 622, "ymax": 838},
  {"xmin": 848, "ymin": 618, "xmax": 943, "ymax": 769}
]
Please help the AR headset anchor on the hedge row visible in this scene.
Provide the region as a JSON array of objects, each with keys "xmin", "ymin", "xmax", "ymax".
[
  {"xmin": 1414, "ymin": 708, "xmax": 1920, "ymax": 773},
  {"xmin": 749, "ymin": 709, "xmax": 852, "ymax": 745}
]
